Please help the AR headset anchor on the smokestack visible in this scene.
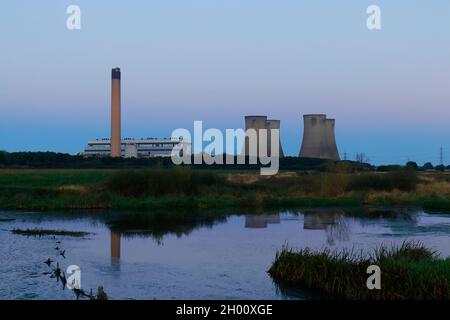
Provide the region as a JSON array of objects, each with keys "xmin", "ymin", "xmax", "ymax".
[
  {"xmin": 110, "ymin": 68, "xmax": 121, "ymax": 157},
  {"xmin": 299, "ymin": 114, "xmax": 340, "ymax": 160}
]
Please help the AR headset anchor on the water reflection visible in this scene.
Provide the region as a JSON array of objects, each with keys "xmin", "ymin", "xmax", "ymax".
[
  {"xmin": 245, "ymin": 214, "xmax": 280, "ymax": 228},
  {"xmin": 1, "ymin": 207, "xmax": 449, "ymax": 300},
  {"xmin": 106, "ymin": 210, "xmax": 229, "ymax": 243},
  {"xmin": 303, "ymin": 211, "xmax": 336, "ymax": 230},
  {"xmin": 110, "ymin": 231, "xmax": 121, "ymax": 260},
  {"xmin": 302, "ymin": 211, "xmax": 350, "ymax": 245}
]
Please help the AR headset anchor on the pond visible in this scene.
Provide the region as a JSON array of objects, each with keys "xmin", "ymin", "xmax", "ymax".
[{"xmin": 1, "ymin": 208, "xmax": 449, "ymax": 300}]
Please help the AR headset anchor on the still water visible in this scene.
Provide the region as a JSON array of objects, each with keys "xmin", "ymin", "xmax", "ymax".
[{"xmin": 1, "ymin": 208, "xmax": 450, "ymax": 300}]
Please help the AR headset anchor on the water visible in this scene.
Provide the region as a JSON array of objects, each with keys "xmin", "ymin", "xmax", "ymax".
[{"xmin": 0, "ymin": 208, "xmax": 449, "ymax": 300}]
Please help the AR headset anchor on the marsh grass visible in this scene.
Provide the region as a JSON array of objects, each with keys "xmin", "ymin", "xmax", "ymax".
[
  {"xmin": 347, "ymin": 169, "xmax": 419, "ymax": 192},
  {"xmin": 106, "ymin": 168, "xmax": 226, "ymax": 197},
  {"xmin": 268, "ymin": 242, "xmax": 450, "ymax": 300},
  {"xmin": 0, "ymin": 168, "xmax": 449, "ymax": 211},
  {"xmin": 12, "ymin": 228, "xmax": 91, "ymax": 237}
]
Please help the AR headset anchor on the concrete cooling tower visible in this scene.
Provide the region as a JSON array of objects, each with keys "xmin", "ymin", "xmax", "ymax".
[
  {"xmin": 110, "ymin": 68, "xmax": 121, "ymax": 157},
  {"xmin": 299, "ymin": 114, "xmax": 340, "ymax": 160},
  {"xmin": 266, "ymin": 119, "xmax": 284, "ymax": 158},
  {"xmin": 243, "ymin": 116, "xmax": 284, "ymax": 158}
]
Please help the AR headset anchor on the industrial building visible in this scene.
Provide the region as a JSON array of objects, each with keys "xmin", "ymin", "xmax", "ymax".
[
  {"xmin": 80, "ymin": 67, "xmax": 189, "ymax": 158},
  {"xmin": 81, "ymin": 138, "xmax": 189, "ymax": 158},
  {"xmin": 243, "ymin": 116, "xmax": 284, "ymax": 157},
  {"xmin": 299, "ymin": 114, "xmax": 340, "ymax": 160}
]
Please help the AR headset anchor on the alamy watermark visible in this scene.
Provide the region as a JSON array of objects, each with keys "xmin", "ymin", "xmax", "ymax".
[
  {"xmin": 171, "ymin": 121, "xmax": 280, "ymax": 176},
  {"xmin": 366, "ymin": 264, "xmax": 381, "ymax": 290},
  {"xmin": 367, "ymin": 5, "xmax": 382, "ymax": 30},
  {"xmin": 66, "ymin": 265, "xmax": 81, "ymax": 290},
  {"xmin": 66, "ymin": 5, "xmax": 81, "ymax": 30}
]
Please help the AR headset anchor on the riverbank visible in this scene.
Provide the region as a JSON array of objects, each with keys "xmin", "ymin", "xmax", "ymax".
[
  {"xmin": 1, "ymin": 168, "xmax": 450, "ymax": 211},
  {"xmin": 268, "ymin": 242, "xmax": 450, "ymax": 299}
]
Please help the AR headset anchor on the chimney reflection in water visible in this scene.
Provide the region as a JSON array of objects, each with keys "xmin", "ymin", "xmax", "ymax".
[{"xmin": 111, "ymin": 231, "xmax": 121, "ymax": 262}]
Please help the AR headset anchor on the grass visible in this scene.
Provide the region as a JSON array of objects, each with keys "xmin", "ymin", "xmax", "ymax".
[
  {"xmin": 11, "ymin": 228, "xmax": 91, "ymax": 237},
  {"xmin": 268, "ymin": 242, "xmax": 450, "ymax": 300},
  {"xmin": 0, "ymin": 168, "xmax": 450, "ymax": 211},
  {"xmin": 347, "ymin": 169, "xmax": 419, "ymax": 192},
  {"xmin": 105, "ymin": 168, "xmax": 226, "ymax": 197},
  {"xmin": 0, "ymin": 169, "xmax": 113, "ymax": 188}
]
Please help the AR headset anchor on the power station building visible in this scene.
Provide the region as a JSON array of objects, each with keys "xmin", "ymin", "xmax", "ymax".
[
  {"xmin": 243, "ymin": 115, "xmax": 284, "ymax": 157},
  {"xmin": 299, "ymin": 114, "xmax": 340, "ymax": 160},
  {"xmin": 80, "ymin": 67, "xmax": 189, "ymax": 158},
  {"xmin": 81, "ymin": 138, "xmax": 189, "ymax": 158}
]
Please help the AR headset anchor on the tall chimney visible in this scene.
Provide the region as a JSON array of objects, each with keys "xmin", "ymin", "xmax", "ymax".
[{"xmin": 110, "ymin": 68, "xmax": 121, "ymax": 157}]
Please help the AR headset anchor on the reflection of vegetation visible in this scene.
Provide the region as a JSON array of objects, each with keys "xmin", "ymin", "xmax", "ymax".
[
  {"xmin": 295, "ymin": 207, "xmax": 419, "ymax": 223},
  {"xmin": 325, "ymin": 214, "xmax": 351, "ymax": 245},
  {"xmin": 105, "ymin": 210, "xmax": 230, "ymax": 242},
  {"xmin": 299, "ymin": 208, "xmax": 419, "ymax": 245},
  {"xmin": 269, "ymin": 242, "xmax": 450, "ymax": 300},
  {"xmin": 11, "ymin": 228, "xmax": 91, "ymax": 237}
]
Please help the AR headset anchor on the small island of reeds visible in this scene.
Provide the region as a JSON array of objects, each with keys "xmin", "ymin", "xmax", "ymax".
[{"xmin": 268, "ymin": 242, "xmax": 450, "ymax": 300}]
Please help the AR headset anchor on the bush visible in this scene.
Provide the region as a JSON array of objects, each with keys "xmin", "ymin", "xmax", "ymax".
[
  {"xmin": 405, "ymin": 161, "xmax": 418, "ymax": 170},
  {"xmin": 106, "ymin": 168, "xmax": 226, "ymax": 197},
  {"xmin": 422, "ymin": 162, "xmax": 434, "ymax": 171},
  {"xmin": 347, "ymin": 169, "xmax": 418, "ymax": 192}
]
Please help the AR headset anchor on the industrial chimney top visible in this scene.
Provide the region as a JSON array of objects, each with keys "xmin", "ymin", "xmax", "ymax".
[
  {"xmin": 112, "ymin": 68, "xmax": 121, "ymax": 80},
  {"xmin": 303, "ymin": 114, "xmax": 326, "ymax": 117}
]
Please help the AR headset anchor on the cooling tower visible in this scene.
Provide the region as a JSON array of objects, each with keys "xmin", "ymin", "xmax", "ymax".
[
  {"xmin": 324, "ymin": 119, "xmax": 340, "ymax": 160},
  {"xmin": 244, "ymin": 115, "xmax": 267, "ymax": 157},
  {"xmin": 110, "ymin": 68, "xmax": 121, "ymax": 157},
  {"xmin": 299, "ymin": 114, "xmax": 340, "ymax": 160},
  {"xmin": 266, "ymin": 119, "xmax": 284, "ymax": 158},
  {"xmin": 243, "ymin": 116, "xmax": 284, "ymax": 157}
]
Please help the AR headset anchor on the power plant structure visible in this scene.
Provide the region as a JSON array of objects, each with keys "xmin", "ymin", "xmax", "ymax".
[
  {"xmin": 110, "ymin": 68, "xmax": 121, "ymax": 157},
  {"xmin": 243, "ymin": 116, "xmax": 284, "ymax": 158},
  {"xmin": 81, "ymin": 68, "xmax": 342, "ymax": 161},
  {"xmin": 81, "ymin": 137, "xmax": 188, "ymax": 158},
  {"xmin": 80, "ymin": 68, "xmax": 188, "ymax": 158},
  {"xmin": 299, "ymin": 114, "xmax": 340, "ymax": 160}
]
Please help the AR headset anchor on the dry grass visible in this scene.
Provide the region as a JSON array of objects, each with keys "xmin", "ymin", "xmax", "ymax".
[{"xmin": 416, "ymin": 181, "xmax": 450, "ymax": 196}]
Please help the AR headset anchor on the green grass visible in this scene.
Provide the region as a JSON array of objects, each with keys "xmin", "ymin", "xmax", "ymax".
[
  {"xmin": 347, "ymin": 169, "xmax": 419, "ymax": 192},
  {"xmin": 262, "ymin": 195, "xmax": 363, "ymax": 208},
  {"xmin": 105, "ymin": 168, "xmax": 226, "ymax": 197},
  {"xmin": 0, "ymin": 169, "xmax": 113, "ymax": 188},
  {"xmin": 1, "ymin": 168, "xmax": 450, "ymax": 211},
  {"xmin": 268, "ymin": 242, "xmax": 450, "ymax": 300},
  {"xmin": 371, "ymin": 194, "xmax": 450, "ymax": 212}
]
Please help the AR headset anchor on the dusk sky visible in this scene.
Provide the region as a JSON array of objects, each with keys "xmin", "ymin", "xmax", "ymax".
[{"xmin": 2, "ymin": 1, "xmax": 450, "ymax": 165}]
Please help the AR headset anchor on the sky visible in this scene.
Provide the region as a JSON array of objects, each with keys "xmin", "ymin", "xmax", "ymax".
[{"xmin": 1, "ymin": 1, "xmax": 450, "ymax": 165}]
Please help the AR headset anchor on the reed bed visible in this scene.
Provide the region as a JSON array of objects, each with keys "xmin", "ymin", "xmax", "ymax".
[{"xmin": 269, "ymin": 242, "xmax": 450, "ymax": 300}]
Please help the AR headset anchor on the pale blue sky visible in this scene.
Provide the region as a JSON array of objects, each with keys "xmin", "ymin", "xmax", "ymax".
[{"xmin": 1, "ymin": 1, "xmax": 450, "ymax": 164}]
